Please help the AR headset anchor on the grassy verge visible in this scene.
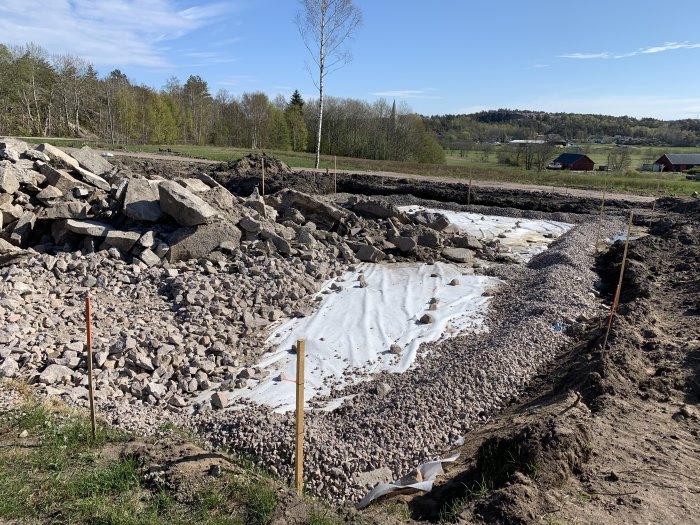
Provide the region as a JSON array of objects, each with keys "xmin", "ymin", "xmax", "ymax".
[{"xmin": 0, "ymin": 395, "xmax": 342, "ymax": 525}]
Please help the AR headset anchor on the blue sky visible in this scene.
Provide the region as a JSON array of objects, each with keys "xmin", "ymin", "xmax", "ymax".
[{"xmin": 1, "ymin": 0, "xmax": 700, "ymax": 119}]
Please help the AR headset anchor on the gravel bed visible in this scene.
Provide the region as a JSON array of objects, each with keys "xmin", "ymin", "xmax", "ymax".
[{"xmin": 197, "ymin": 217, "xmax": 624, "ymax": 502}]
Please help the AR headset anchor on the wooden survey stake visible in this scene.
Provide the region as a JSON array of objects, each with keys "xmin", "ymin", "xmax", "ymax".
[
  {"xmin": 261, "ymin": 156, "xmax": 265, "ymax": 196},
  {"xmin": 601, "ymin": 211, "xmax": 634, "ymax": 366},
  {"xmin": 86, "ymin": 297, "xmax": 96, "ymax": 439},
  {"xmin": 467, "ymin": 178, "xmax": 472, "ymax": 209},
  {"xmin": 295, "ymin": 338, "xmax": 305, "ymax": 495}
]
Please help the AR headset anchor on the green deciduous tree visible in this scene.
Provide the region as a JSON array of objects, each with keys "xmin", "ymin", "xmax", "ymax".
[
  {"xmin": 183, "ymin": 75, "xmax": 211, "ymax": 145},
  {"xmin": 242, "ymin": 92, "xmax": 270, "ymax": 150},
  {"xmin": 608, "ymin": 147, "xmax": 632, "ymax": 172}
]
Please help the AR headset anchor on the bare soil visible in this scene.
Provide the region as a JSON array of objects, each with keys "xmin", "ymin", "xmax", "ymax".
[
  {"xmin": 374, "ymin": 198, "xmax": 700, "ymax": 524},
  {"xmin": 109, "ymin": 152, "xmax": 653, "ymax": 208}
]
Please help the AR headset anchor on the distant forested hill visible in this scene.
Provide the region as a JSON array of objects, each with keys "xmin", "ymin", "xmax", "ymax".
[{"xmin": 424, "ymin": 109, "xmax": 700, "ymax": 149}]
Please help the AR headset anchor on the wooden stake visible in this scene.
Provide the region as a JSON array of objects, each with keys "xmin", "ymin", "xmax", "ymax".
[
  {"xmin": 295, "ymin": 339, "xmax": 305, "ymax": 496},
  {"xmin": 334, "ymin": 155, "xmax": 337, "ymax": 194},
  {"xmin": 261, "ymin": 155, "xmax": 265, "ymax": 196},
  {"xmin": 593, "ymin": 186, "xmax": 607, "ymax": 254},
  {"xmin": 649, "ymin": 179, "xmax": 661, "ymax": 226},
  {"xmin": 85, "ymin": 297, "xmax": 96, "ymax": 440},
  {"xmin": 601, "ymin": 211, "xmax": 634, "ymax": 369},
  {"xmin": 467, "ymin": 178, "xmax": 472, "ymax": 209}
]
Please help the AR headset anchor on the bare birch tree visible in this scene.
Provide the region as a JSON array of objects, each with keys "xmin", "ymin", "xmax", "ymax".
[{"xmin": 296, "ymin": 0, "xmax": 362, "ymax": 168}]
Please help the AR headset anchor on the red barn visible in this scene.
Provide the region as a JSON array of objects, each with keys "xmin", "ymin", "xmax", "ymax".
[
  {"xmin": 550, "ymin": 153, "xmax": 595, "ymax": 171},
  {"xmin": 655, "ymin": 154, "xmax": 700, "ymax": 172}
]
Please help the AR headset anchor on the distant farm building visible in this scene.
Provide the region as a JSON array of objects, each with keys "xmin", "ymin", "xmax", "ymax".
[
  {"xmin": 548, "ymin": 153, "xmax": 595, "ymax": 171},
  {"xmin": 655, "ymin": 154, "xmax": 700, "ymax": 172}
]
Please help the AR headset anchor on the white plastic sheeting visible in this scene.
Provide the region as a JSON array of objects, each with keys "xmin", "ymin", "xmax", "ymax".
[
  {"xmin": 357, "ymin": 453, "xmax": 461, "ymax": 509},
  {"xmin": 398, "ymin": 205, "xmax": 572, "ymax": 261},
  {"xmin": 213, "ymin": 209, "xmax": 572, "ymax": 413},
  {"xmin": 232, "ymin": 262, "xmax": 498, "ymax": 412}
]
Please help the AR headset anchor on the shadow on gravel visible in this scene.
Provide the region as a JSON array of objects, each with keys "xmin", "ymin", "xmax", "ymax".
[{"xmin": 684, "ymin": 347, "xmax": 700, "ymax": 405}]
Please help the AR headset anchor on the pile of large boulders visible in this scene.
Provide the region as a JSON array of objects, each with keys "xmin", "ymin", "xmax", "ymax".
[
  {"xmin": 0, "ymin": 138, "xmax": 509, "ymax": 270},
  {"xmin": 0, "ymin": 138, "xmax": 518, "ymax": 411},
  {"xmin": 0, "ymin": 138, "xmax": 257, "ymax": 269}
]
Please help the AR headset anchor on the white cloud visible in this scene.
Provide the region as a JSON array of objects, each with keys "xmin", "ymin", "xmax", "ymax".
[
  {"xmin": 640, "ymin": 42, "xmax": 700, "ymax": 54},
  {"xmin": 0, "ymin": 0, "xmax": 235, "ymax": 67},
  {"xmin": 371, "ymin": 89, "xmax": 440, "ymax": 100},
  {"xmin": 559, "ymin": 52, "xmax": 611, "ymax": 59},
  {"xmin": 560, "ymin": 41, "xmax": 700, "ymax": 61}
]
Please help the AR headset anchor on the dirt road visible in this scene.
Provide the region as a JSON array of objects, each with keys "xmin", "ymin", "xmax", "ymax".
[{"xmin": 102, "ymin": 149, "xmax": 654, "ymax": 204}]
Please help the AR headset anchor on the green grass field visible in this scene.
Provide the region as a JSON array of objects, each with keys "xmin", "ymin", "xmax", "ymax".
[{"xmin": 24, "ymin": 137, "xmax": 700, "ymax": 195}]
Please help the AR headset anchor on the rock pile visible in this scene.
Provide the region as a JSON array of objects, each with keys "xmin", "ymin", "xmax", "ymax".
[
  {"xmin": 0, "ymin": 138, "xmax": 515, "ymax": 411},
  {"xmin": 0, "ymin": 245, "xmax": 350, "ymax": 408},
  {"xmin": 0, "ymin": 138, "xmax": 511, "ymax": 271},
  {"xmin": 1, "ymin": 138, "xmax": 597, "ymax": 505},
  {"xmin": 0, "ymin": 137, "xmax": 237, "ymax": 267}
]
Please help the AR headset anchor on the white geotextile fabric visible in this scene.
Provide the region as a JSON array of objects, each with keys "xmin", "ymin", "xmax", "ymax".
[
  {"xmin": 234, "ymin": 262, "xmax": 498, "ymax": 412},
  {"xmin": 398, "ymin": 205, "xmax": 572, "ymax": 261},
  {"xmin": 210, "ymin": 210, "xmax": 572, "ymax": 413},
  {"xmin": 357, "ymin": 453, "xmax": 461, "ymax": 509}
]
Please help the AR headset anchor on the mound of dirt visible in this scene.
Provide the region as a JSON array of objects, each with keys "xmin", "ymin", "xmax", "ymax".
[
  {"xmin": 210, "ymin": 154, "xmax": 334, "ymax": 196},
  {"xmin": 219, "ymin": 153, "xmax": 293, "ymax": 177},
  {"xmin": 656, "ymin": 195, "xmax": 700, "ymax": 218}
]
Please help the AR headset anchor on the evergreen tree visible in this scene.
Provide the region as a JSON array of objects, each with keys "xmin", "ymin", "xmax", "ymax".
[{"xmin": 285, "ymin": 90, "xmax": 308, "ymax": 151}]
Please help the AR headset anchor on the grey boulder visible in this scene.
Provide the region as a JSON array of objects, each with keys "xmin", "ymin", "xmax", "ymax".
[
  {"xmin": 356, "ymin": 244, "xmax": 385, "ymax": 263},
  {"xmin": 167, "ymin": 220, "xmax": 241, "ymax": 262},
  {"xmin": 39, "ymin": 364, "xmax": 75, "ymax": 385},
  {"xmin": 390, "ymin": 236, "xmax": 417, "ymax": 253},
  {"xmin": 442, "ymin": 247, "xmax": 474, "ymax": 263},
  {"xmin": 123, "ymin": 179, "xmax": 162, "ymax": 222},
  {"xmin": 159, "ymin": 180, "xmax": 218, "ymax": 226},
  {"xmin": 0, "ymin": 163, "xmax": 20, "ymax": 194},
  {"xmin": 70, "ymin": 146, "xmax": 114, "ymax": 176}
]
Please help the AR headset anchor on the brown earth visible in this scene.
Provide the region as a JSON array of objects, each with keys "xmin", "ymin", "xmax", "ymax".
[
  {"xmin": 370, "ymin": 198, "xmax": 700, "ymax": 524},
  {"xmin": 106, "ymin": 151, "xmax": 654, "ymax": 207}
]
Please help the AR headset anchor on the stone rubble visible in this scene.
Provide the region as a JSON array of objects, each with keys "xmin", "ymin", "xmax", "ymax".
[{"xmin": 0, "ymin": 138, "xmax": 619, "ymax": 505}]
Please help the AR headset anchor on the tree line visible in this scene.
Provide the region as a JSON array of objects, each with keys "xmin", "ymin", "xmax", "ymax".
[
  {"xmin": 0, "ymin": 42, "xmax": 444, "ymax": 164},
  {"xmin": 427, "ymin": 109, "xmax": 700, "ymax": 149}
]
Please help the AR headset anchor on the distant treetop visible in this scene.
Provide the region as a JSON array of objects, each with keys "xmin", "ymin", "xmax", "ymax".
[{"xmin": 289, "ymin": 90, "xmax": 304, "ymax": 109}]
